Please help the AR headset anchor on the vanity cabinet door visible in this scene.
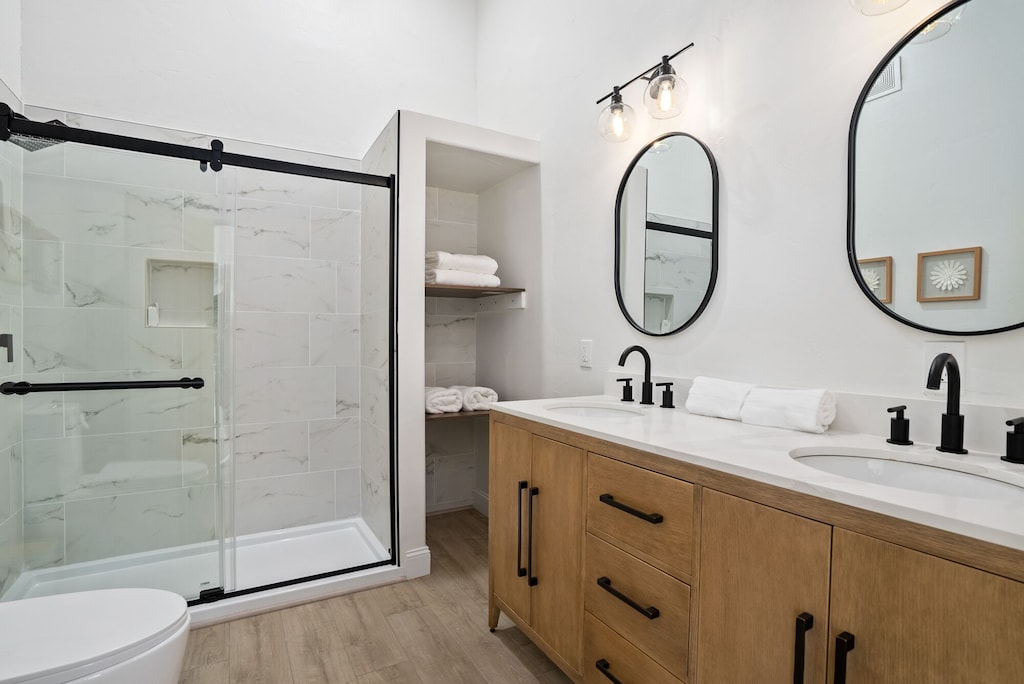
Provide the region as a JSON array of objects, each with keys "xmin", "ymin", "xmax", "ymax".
[
  {"xmin": 489, "ymin": 422, "xmax": 533, "ymax": 624},
  {"xmin": 696, "ymin": 489, "xmax": 831, "ymax": 684},
  {"xmin": 829, "ymin": 529, "xmax": 1024, "ymax": 683}
]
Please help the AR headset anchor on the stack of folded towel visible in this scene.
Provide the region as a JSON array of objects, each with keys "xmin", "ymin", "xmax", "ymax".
[
  {"xmin": 425, "ymin": 385, "xmax": 499, "ymax": 413},
  {"xmin": 425, "ymin": 251, "xmax": 501, "ymax": 288},
  {"xmin": 685, "ymin": 376, "xmax": 836, "ymax": 434}
]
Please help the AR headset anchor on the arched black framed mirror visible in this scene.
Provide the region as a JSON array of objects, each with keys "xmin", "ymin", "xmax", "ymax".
[
  {"xmin": 614, "ymin": 132, "xmax": 719, "ymax": 336},
  {"xmin": 848, "ymin": 0, "xmax": 1024, "ymax": 335}
]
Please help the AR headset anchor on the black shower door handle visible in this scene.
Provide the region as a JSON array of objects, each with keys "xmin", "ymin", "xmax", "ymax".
[
  {"xmin": 516, "ymin": 481, "xmax": 527, "ymax": 578},
  {"xmin": 834, "ymin": 631, "xmax": 856, "ymax": 684},
  {"xmin": 527, "ymin": 486, "xmax": 539, "ymax": 586},
  {"xmin": 793, "ymin": 612, "xmax": 814, "ymax": 684}
]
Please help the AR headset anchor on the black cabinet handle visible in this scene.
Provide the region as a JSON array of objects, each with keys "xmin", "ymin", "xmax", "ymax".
[
  {"xmin": 793, "ymin": 612, "xmax": 814, "ymax": 684},
  {"xmin": 834, "ymin": 631, "xmax": 855, "ymax": 684},
  {"xmin": 527, "ymin": 486, "xmax": 539, "ymax": 586},
  {"xmin": 599, "ymin": 493, "xmax": 664, "ymax": 524},
  {"xmin": 596, "ymin": 576, "xmax": 660, "ymax": 619},
  {"xmin": 516, "ymin": 481, "xmax": 527, "ymax": 578},
  {"xmin": 595, "ymin": 659, "xmax": 623, "ymax": 684}
]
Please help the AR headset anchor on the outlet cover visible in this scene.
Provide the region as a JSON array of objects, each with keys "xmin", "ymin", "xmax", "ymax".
[
  {"xmin": 578, "ymin": 339, "xmax": 593, "ymax": 368},
  {"xmin": 923, "ymin": 341, "xmax": 966, "ymax": 398}
]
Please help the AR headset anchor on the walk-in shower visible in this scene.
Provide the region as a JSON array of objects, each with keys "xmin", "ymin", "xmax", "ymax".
[{"xmin": 0, "ymin": 104, "xmax": 397, "ymax": 607}]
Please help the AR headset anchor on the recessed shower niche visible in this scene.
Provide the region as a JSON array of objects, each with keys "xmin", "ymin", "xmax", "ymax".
[{"xmin": 145, "ymin": 258, "xmax": 215, "ymax": 328}]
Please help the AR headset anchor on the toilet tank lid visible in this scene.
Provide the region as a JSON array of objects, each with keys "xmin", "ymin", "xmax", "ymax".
[{"xmin": 0, "ymin": 588, "xmax": 189, "ymax": 684}]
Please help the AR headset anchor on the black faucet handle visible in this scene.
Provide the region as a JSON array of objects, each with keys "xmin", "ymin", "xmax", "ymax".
[
  {"xmin": 1002, "ymin": 418, "xmax": 1024, "ymax": 464},
  {"xmin": 886, "ymin": 405, "xmax": 913, "ymax": 445},
  {"xmin": 656, "ymin": 382, "xmax": 675, "ymax": 409},
  {"xmin": 616, "ymin": 378, "xmax": 634, "ymax": 403}
]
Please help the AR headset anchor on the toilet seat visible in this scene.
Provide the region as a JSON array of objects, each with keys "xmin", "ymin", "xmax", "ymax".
[{"xmin": 0, "ymin": 588, "xmax": 189, "ymax": 684}]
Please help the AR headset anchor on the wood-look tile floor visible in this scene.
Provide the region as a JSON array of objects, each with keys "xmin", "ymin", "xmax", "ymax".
[{"xmin": 179, "ymin": 510, "xmax": 572, "ymax": 683}]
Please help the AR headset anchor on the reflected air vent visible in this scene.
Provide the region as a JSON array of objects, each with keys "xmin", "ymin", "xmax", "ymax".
[{"xmin": 866, "ymin": 57, "xmax": 902, "ymax": 102}]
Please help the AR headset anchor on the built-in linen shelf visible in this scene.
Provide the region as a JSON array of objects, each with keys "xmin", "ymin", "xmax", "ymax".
[
  {"xmin": 424, "ymin": 284, "xmax": 526, "ymax": 312},
  {"xmin": 425, "ymin": 410, "xmax": 491, "ymax": 421},
  {"xmin": 424, "ymin": 284, "xmax": 524, "ymax": 298}
]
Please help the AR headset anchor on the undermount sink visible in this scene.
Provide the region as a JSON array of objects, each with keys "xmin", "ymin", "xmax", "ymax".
[
  {"xmin": 791, "ymin": 447, "xmax": 1024, "ymax": 500},
  {"xmin": 544, "ymin": 401, "xmax": 643, "ymax": 418}
]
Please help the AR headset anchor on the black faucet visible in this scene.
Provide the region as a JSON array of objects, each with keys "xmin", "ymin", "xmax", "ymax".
[
  {"xmin": 926, "ymin": 352, "xmax": 967, "ymax": 454},
  {"xmin": 618, "ymin": 345, "xmax": 654, "ymax": 405}
]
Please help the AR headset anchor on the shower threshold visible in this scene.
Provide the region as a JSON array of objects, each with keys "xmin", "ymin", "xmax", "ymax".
[{"xmin": 4, "ymin": 517, "xmax": 389, "ymax": 602}]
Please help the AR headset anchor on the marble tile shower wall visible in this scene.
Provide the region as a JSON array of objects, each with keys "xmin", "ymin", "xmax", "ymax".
[
  {"xmin": 424, "ymin": 186, "xmax": 485, "ymax": 514},
  {"xmin": 0, "ymin": 82, "xmax": 25, "ymax": 597},
  {"xmin": 11, "ymin": 108, "xmax": 371, "ymax": 582}
]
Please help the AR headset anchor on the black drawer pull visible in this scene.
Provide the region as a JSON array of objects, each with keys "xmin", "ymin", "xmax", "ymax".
[
  {"xmin": 834, "ymin": 631, "xmax": 855, "ymax": 684},
  {"xmin": 516, "ymin": 481, "xmax": 527, "ymax": 578},
  {"xmin": 793, "ymin": 612, "xmax": 814, "ymax": 684},
  {"xmin": 597, "ymin": 576, "xmax": 660, "ymax": 619},
  {"xmin": 595, "ymin": 659, "xmax": 623, "ymax": 684},
  {"xmin": 599, "ymin": 493, "xmax": 664, "ymax": 524}
]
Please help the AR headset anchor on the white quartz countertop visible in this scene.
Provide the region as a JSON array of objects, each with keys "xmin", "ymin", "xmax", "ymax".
[{"xmin": 492, "ymin": 395, "xmax": 1024, "ymax": 553}]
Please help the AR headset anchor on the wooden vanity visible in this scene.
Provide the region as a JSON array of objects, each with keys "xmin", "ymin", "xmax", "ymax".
[{"xmin": 487, "ymin": 410, "xmax": 1024, "ymax": 683}]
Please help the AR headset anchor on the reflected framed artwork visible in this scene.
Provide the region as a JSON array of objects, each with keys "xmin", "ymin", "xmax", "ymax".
[
  {"xmin": 857, "ymin": 256, "xmax": 892, "ymax": 304},
  {"xmin": 917, "ymin": 246, "xmax": 981, "ymax": 302}
]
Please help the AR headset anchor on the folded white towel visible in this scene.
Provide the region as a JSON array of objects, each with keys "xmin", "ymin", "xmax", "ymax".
[
  {"xmin": 739, "ymin": 387, "xmax": 837, "ymax": 434},
  {"xmin": 451, "ymin": 385, "xmax": 499, "ymax": 411},
  {"xmin": 425, "ymin": 251, "xmax": 498, "ymax": 275},
  {"xmin": 425, "ymin": 386, "xmax": 463, "ymax": 414},
  {"xmin": 425, "ymin": 269, "xmax": 501, "ymax": 288},
  {"xmin": 685, "ymin": 376, "xmax": 755, "ymax": 421}
]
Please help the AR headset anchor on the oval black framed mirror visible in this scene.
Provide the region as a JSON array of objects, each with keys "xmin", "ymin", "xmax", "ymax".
[
  {"xmin": 614, "ymin": 132, "xmax": 719, "ymax": 336},
  {"xmin": 848, "ymin": 0, "xmax": 1024, "ymax": 335}
]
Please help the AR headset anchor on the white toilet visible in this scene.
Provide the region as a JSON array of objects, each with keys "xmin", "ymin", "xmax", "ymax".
[{"xmin": 0, "ymin": 588, "xmax": 191, "ymax": 684}]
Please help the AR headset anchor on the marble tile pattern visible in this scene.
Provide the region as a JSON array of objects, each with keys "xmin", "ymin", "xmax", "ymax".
[
  {"xmin": 359, "ymin": 116, "xmax": 398, "ymax": 551},
  {"xmin": 0, "ymin": 93, "xmax": 24, "ymax": 598},
  {"xmin": 11, "ymin": 109, "xmax": 383, "ymax": 573}
]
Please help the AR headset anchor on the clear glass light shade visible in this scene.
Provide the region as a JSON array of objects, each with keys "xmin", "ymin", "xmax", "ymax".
[
  {"xmin": 644, "ymin": 71, "xmax": 686, "ymax": 119},
  {"xmin": 598, "ymin": 99, "xmax": 636, "ymax": 142},
  {"xmin": 850, "ymin": 0, "xmax": 910, "ymax": 16},
  {"xmin": 912, "ymin": 8, "xmax": 963, "ymax": 43}
]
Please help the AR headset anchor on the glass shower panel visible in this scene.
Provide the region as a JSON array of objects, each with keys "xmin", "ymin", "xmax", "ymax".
[
  {"xmin": 228, "ymin": 165, "xmax": 392, "ymax": 592},
  {"xmin": 6, "ymin": 136, "xmax": 228, "ymax": 601}
]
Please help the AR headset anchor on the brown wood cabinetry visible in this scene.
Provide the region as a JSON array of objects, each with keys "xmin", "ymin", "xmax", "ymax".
[
  {"xmin": 698, "ymin": 489, "xmax": 1024, "ymax": 684},
  {"xmin": 490, "ymin": 412, "xmax": 1024, "ymax": 684},
  {"xmin": 488, "ymin": 421, "xmax": 585, "ymax": 677}
]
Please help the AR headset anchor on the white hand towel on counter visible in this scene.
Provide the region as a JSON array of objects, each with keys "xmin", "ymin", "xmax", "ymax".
[
  {"xmin": 739, "ymin": 387, "xmax": 837, "ymax": 434},
  {"xmin": 685, "ymin": 376, "xmax": 755, "ymax": 420},
  {"xmin": 451, "ymin": 385, "xmax": 499, "ymax": 411},
  {"xmin": 425, "ymin": 251, "xmax": 499, "ymax": 275},
  {"xmin": 425, "ymin": 386, "xmax": 463, "ymax": 414},
  {"xmin": 425, "ymin": 269, "xmax": 501, "ymax": 288}
]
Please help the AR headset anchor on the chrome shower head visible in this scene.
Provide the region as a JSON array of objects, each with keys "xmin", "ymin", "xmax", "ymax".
[{"xmin": 6, "ymin": 114, "xmax": 67, "ymax": 152}]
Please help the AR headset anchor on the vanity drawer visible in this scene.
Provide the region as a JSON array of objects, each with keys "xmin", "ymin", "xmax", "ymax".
[
  {"xmin": 585, "ymin": 534, "xmax": 690, "ymax": 680},
  {"xmin": 584, "ymin": 611, "xmax": 682, "ymax": 684},
  {"xmin": 587, "ymin": 453, "xmax": 694, "ymax": 578}
]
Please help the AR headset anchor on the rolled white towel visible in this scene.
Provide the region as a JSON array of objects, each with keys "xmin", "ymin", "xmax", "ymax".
[
  {"xmin": 685, "ymin": 376, "xmax": 755, "ymax": 421},
  {"xmin": 425, "ymin": 251, "xmax": 498, "ymax": 275},
  {"xmin": 739, "ymin": 387, "xmax": 837, "ymax": 434},
  {"xmin": 425, "ymin": 386, "xmax": 463, "ymax": 414},
  {"xmin": 451, "ymin": 385, "xmax": 499, "ymax": 411},
  {"xmin": 425, "ymin": 269, "xmax": 501, "ymax": 288}
]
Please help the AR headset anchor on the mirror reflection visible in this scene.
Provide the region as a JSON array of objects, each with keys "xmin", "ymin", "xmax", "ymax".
[
  {"xmin": 615, "ymin": 133, "xmax": 718, "ymax": 336},
  {"xmin": 850, "ymin": 0, "xmax": 1024, "ymax": 334}
]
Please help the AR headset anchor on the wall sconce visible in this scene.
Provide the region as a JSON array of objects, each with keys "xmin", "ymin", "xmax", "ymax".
[
  {"xmin": 912, "ymin": 7, "xmax": 964, "ymax": 43},
  {"xmin": 849, "ymin": 0, "xmax": 909, "ymax": 16},
  {"xmin": 597, "ymin": 43, "xmax": 693, "ymax": 142}
]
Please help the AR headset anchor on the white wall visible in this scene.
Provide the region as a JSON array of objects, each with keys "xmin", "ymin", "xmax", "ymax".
[
  {"xmin": 0, "ymin": 0, "xmax": 20, "ymax": 98},
  {"xmin": 21, "ymin": 0, "xmax": 478, "ymax": 159},
  {"xmin": 476, "ymin": 0, "xmax": 1024, "ymax": 407}
]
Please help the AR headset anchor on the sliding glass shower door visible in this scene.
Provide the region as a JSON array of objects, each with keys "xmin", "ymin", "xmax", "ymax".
[{"xmin": 1, "ymin": 128, "xmax": 231, "ymax": 601}]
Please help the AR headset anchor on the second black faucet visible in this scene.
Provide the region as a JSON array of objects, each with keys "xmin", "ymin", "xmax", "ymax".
[{"xmin": 618, "ymin": 345, "xmax": 654, "ymax": 405}]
